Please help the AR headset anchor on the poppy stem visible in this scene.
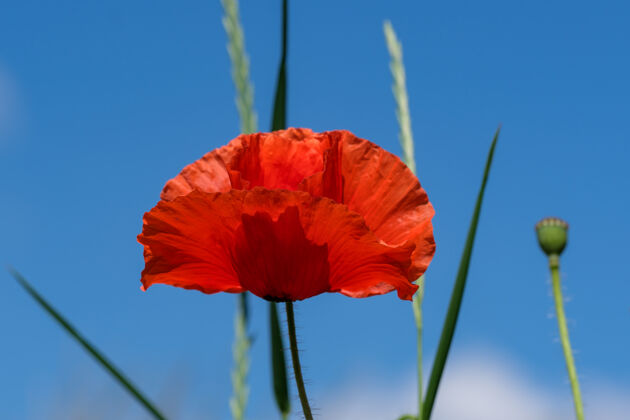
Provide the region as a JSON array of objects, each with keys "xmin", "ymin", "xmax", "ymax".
[
  {"xmin": 285, "ymin": 301, "xmax": 313, "ymax": 420},
  {"xmin": 549, "ymin": 255, "xmax": 585, "ymax": 420}
]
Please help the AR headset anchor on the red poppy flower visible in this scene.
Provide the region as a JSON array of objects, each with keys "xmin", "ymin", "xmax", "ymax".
[{"xmin": 138, "ymin": 128, "xmax": 435, "ymax": 301}]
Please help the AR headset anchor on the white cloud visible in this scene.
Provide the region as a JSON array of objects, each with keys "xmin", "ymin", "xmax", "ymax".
[
  {"xmin": 28, "ymin": 346, "xmax": 630, "ymax": 419},
  {"xmin": 318, "ymin": 349, "xmax": 630, "ymax": 420}
]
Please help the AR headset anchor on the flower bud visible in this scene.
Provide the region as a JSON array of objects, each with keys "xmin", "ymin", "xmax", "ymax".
[{"xmin": 535, "ymin": 217, "xmax": 568, "ymax": 256}]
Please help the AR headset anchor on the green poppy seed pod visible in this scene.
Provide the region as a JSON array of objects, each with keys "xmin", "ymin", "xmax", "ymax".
[{"xmin": 535, "ymin": 217, "xmax": 569, "ymax": 256}]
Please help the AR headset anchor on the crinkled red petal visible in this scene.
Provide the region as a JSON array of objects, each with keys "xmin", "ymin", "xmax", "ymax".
[
  {"xmin": 161, "ymin": 128, "xmax": 327, "ymax": 200},
  {"xmin": 300, "ymin": 130, "xmax": 435, "ymax": 278},
  {"xmin": 158, "ymin": 128, "xmax": 435, "ymax": 285},
  {"xmin": 138, "ymin": 188, "xmax": 419, "ymax": 300}
]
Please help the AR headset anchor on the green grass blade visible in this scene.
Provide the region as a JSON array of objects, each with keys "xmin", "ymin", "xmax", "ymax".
[
  {"xmin": 221, "ymin": 0, "xmax": 258, "ymax": 134},
  {"xmin": 422, "ymin": 127, "xmax": 501, "ymax": 420},
  {"xmin": 10, "ymin": 268, "xmax": 167, "ymax": 420},
  {"xmin": 383, "ymin": 20, "xmax": 416, "ymax": 174},
  {"xmin": 221, "ymin": 0, "xmax": 257, "ymax": 417},
  {"xmin": 384, "ymin": 20, "xmax": 424, "ymax": 420},
  {"xmin": 270, "ymin": 0, "xmax": 288, "ymax": 132},
  {"xmin": 268, "ymin": 1, "xmax": 291, "ymax": 418},
  {"xmin": 230, "ymin": 294, "xmax": 251, "ymax": 420},
  {"xmin": 270, "ymin": 301, "xmax": 290, "ymax": 417}
]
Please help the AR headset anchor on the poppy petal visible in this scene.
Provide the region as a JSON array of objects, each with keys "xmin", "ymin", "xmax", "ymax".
[
  {"xmin": 303, "ymin": 194, "xmax": 418, "ymax": 300},
  {"xmin": 161, "ymin": 128, "xmax": 329, "ymax": 200},
  {"xmin": 156, "ymin": 128, "xmax": 434, "ymax": 286},
  {"xmin": 139, "ymin": 188, "xmax": 419, "ymax": 300},
  {"xmin": 301, "ymin": 130, "xmax": 436, "ymax": 278},
  {"xmin": 160, "ymin": 148, "xmax": 233, "ymax": 201},
  {"xmin": 138, "ymin": 192, "xmax": 245, "ymax": 294},
  {"xmin": 231, "ymin": 205, "xmax": 331, "ymax": 301}
]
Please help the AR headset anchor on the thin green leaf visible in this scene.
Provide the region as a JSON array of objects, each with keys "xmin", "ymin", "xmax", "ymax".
[
  {"xmin": 270, "ymin": 0, "xmax": 288, "ymax": 132},
  {"xmin": 10, "ymin": 268, "xmax": 167, "ymax": 420},
  {"xmin": 422, "ymin": 127, "xmax": 501, "ymax": 420},
  {"xmin": 239, "ymin": 291, "xmax": 250, "ymax": 324},
  {"xmin": 268, "ymin": 0, "xmax": 291, "ymax": 418},
  {"xmin": 270, "ymin": 301, "xmax": 290, "ymax": 416}
]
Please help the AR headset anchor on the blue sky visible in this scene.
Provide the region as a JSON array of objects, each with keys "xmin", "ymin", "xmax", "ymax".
[{"xmin": 1, "ymin": 0, "xmax": 629, "ymax": 419}]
